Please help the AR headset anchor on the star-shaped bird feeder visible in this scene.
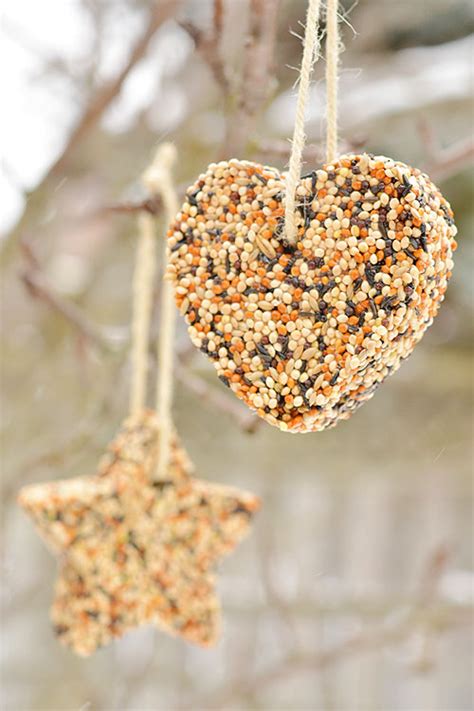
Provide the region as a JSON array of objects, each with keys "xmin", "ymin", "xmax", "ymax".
[{"xmin": 18, "ymin": 410, "xmax": 260, "ymax": 656}]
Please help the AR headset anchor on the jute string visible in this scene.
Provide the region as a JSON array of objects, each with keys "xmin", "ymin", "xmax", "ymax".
[
  {"xmin": 129, "ymin": 207, "xmax": 157, "ymax": 416},
  {"xmin": 285, "ymin": 0, "xmax": 340, "ymax": 245},
  {"xmin": 325, "ymin": 0, "xmax": 339, "ymax": 163},
  {"xmin": 142, "ymin": 143, "xmax": 179, "ymax": 480}
]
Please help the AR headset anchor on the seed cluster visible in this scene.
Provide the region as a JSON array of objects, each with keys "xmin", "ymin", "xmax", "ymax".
[
  {"xmin": 168, "ymin": 153, "xmax": 457, "ymax": 433},
  {"xmin": 18, "ymin": 410, "xmax": 260, "ymax": 656}
]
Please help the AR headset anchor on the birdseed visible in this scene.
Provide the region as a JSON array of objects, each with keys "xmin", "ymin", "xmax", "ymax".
[
  {"xmin": 18, "ymin": 410, "xmax": 260, "ymax": 656},
  {"xmin": 167, "ymin": 154, "xmax": 457, "ymax": 433}
]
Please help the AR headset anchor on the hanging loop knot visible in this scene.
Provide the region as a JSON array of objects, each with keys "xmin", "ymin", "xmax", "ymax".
[
  {"xmin": 284, "ymin": 0, "xmax": 339, "ymax": 246},
  {"xmin": 142, "ymin": 143, "xmax": 178, "ymax": 195}
]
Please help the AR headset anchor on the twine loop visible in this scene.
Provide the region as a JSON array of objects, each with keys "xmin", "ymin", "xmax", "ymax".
[
  {"xmin": 128, "ymin": 142, "xmax": 179, "ymax": 480},
  {"xmin": 284, "ymin": 0, "xmax": 340, "ymax": 246}
]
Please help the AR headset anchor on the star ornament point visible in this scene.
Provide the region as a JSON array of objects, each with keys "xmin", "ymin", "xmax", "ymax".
[{"xmin": 18, "ymin": 411, "xmax": 260, "ymax": 656}]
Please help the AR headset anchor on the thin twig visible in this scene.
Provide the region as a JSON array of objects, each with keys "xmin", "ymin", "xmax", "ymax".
[
  {"xmin": 179, "ymin": 0, "xmax": 229, "ymax": 94},
  {"xmin": 429, "ymin": 141, "xmax": 474, "ymax": 182},
  {"xmin": 418, "ymin": 119, "xmax": 474, "ymax": 182},
  {"xmin": 98, "ymin": 179, "xmax": 190, "ymax": 219},
  {"xmin": 183, "ymin": 545, "xmax": 468, "ymax": 710},
  {"xmin": 203, "ymin": 606, "xmax": 469, "ymax": 709},
  {"xmin": 410, "ymin": 543, "xmax": 452, "ymax": 672},
  {"xmin": 175, "ymin": 363, "xmax": 260, "ymax": 434},
  {"xmin": 100, "ymin": 196, "xmax": 163, "ymax": 217}
]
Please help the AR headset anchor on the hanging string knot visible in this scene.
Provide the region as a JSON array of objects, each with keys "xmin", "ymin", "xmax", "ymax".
[
  {"xmin": 284, "ymin": 0, "xmax": 339, "ymax": 246},
  {"xmin": 142, "ymin": 143, "xmax": 178, "ymax": 195}
]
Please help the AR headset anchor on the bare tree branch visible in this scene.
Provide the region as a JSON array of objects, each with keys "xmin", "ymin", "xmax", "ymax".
[
  {"xmin": 418, "ymin": 120, "xmax": 474, "ymax": 182},
  {"xmin": 19, "ymin": 242, "xmax": 109, "ymax": 349},
  {"xmin": 100, "ymin": 195, "xmax": 163, "ymax": 217},
  {"xmin": 223, "ymin": 0, "xmax": 281, "ymax": 157},
  {"xmin": 183, "ymin": 545, "xmax": 469, "ymax": 710},
  {"xmin": 179, "ymin": 0, "xmax": 229, "ymax": 94},
  {"xmin": 19, "ymin": 241, "xmax": 260, "ymax": 434},
  {"xmin": 98, "ymin": 180, "xmax": 190, "ymax": 219},
  {"xmin": 36, "ymin": 0, "xmax": 180, "ymax": 183},
  {"xmin": 200, "ymin": 605, "xmax": 470, "ymax": 710},
  {"xmin": 3, "ymin": 0, "xmax": 181, "ymax": 256},
  {"xmin": 176, "ymin": 363, "xmax": 260, "ymax": 434}
]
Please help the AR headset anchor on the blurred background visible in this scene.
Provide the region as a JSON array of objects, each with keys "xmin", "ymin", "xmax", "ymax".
[{"xmin": 1, "ymin": 0, "xmax": 473, "ymax": 709}]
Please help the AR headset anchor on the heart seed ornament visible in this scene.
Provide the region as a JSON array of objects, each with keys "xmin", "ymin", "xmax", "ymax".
[{"xmin": 167, "ymin": 153, "xmax": 457, "ymax": 433}]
